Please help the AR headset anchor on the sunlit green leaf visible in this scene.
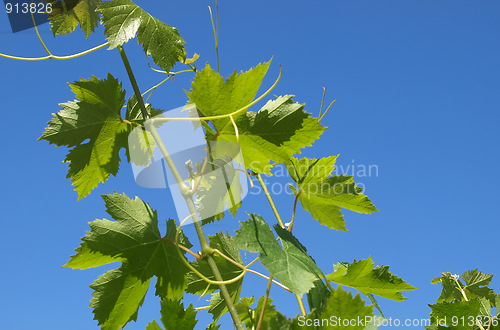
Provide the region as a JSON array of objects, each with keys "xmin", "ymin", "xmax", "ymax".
[
  {"xmin": 327, "ymin": 257, "xmax": 416, "ymax": 301},
  {"xmin": 234, "ymin": 214, "xmax": 321, "ymax": 295},
  {"xmin": 288, "ymin": 156, "xmax": 378, "ymax": 231},
  {"xmin": 43, "ymin": 0, "xmax": 101, "ymax": 38},
  {"xmin": 98, "ymin": 0, "xmax": 186, "ymax": 71}
]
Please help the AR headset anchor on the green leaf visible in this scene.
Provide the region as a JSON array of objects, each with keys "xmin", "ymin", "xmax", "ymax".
[
  {"xmin": 187, "ymin": 63, "xmax": 325, "ymax": 174},
  {"xmin": 307, "ymin": 280, "xmax": 330, "ymax": 318},
  {"xmin": 327, "ymin": 257, "xmax": 416, "ymax": 301},
  {"xmin": 90, "ymin": 265, "xmax": 150, "ymax": 330},
  {"xmin": 39, "ymin": 74, "xmax": 129, "ymax": 200},
  {"xmin": 219, "ymin": 95, "xmax": 326, "ymax": 174},
  {"xmin": 124, "ymin": 95, "xmax": 163, "ymax": 166},
  {"xmin": 429, "ymin": 300, "xmax": 481, "ymax": 329},
  {"xmin": 125, "ymin": 95, "xmax": 163, "ymax": 124},
  {"xmin": 98, "ymin": 0, "xmax": 186, "ymax": 71},
  {"xmin": 43, "ymin": 0, "xmax": 101, "ymax": 38},
  {"xmin": 462, "ymin": 269, "xmax": 496, "ymax": 303},
  {"xmin": 64, "ymin": 241, "xmax": 123, "ymax": 270},
  {"xmin": 267, "ymin": 313, "xmax": 305, "ymax": 330},
  {"xmin": 432, "ymin": 272, "xmax": 464, "ymax": 303},
  {"xmin": 287, "ymin": 156, "xmax": 378, "ymax": 231},
  {"xmin": 235, "ymin": 296, "xmax": 277, "ymax": 329},
  {"xmin": 187, "ymin": 62, "xmax": 271, "ymax": 132},
  {"xmin": 209, "ymin": 289, "xmax": 242, "ymax": 322},
  {"xmin": 64, "ymin": 193, "xmax": 192, "ymax": 329},
  {"xmin": 234, "ymin": 214, "xmax": 321, "ymax": 295},
  {"xmin": 146, "ymin": 320, "xmax": 163, "ymax": 330},
  {"xmin": 159, "ymin": 300, "xmax": 198, "ymax": 330},
  {"xmin": 318, "ymin": 286, "xmax": 374, "ymax": 330},
  {"xmin": 187, "ymin": 232, "xmax": 243, "ymax": 296},
  {"xmin": 186, "ymin": 232, "xmax": 243, "ymax": 322},
  {"xmin": 194, "ymin": 155, "xmax": 244, "ymax": 224}
]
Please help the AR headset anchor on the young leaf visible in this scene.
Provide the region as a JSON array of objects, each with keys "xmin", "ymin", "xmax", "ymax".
[
  {"xmin": 64, "ymin": 193, "xmax": 192, "ymax": 329},
  {"xmin": 287, "ymin": 156, "xmax": 378, "ymax": 231},
  {"xmin": 217, "ymin": 95, "xmax": 326, "ymax": 174},
  {"xmin": 431, "ymin": 272, "xmax": 464, "ymax": 303},
  {"xmin": 194, "ymin": 156, "xmax": 244, "ymax": 223},
  {"xmin": 187, "ymin": 62, "xmax": 271, "ymax": 132},
  {"xmin": 98, "ymin": 0, "xmax": 186, "ymax": 72},
  {"xmin": 39, "ymin": 74, "xmax": 129, "ymax": 200},
  {"xmin": 43, "ymin": 0, "xmax": 101, "ymax": 38},
  {"xmin": 209, "ymin": 290, "xmax": 242, "ymax": 322},
  {"xmin": 188, "ymin": 233, "xmax": 244, "ymax": 322},
  {"xmin": 187, "ymin": 232, "xmax": 243, "ymax": 296},
  {"xmin": 235, "ymin": 296, "xmax": 277, "ymax": 328},
  {"xmin": 234, "ymin": 214, "xmax": 321, "ymax": 295},
  {"xmin": 159, "ymin": 300, "xmax": 198, "ymax": 330},
  {"xmin": 318, "ymin": 286, "xmax": 374, "ymax": 330},
  {"xmin": 327, "ymin": 257, "xmax": 416, "ymax": 301},
  {"xmin": 462, "ymin": 269, "xmax": 496, "ymax": 302}
]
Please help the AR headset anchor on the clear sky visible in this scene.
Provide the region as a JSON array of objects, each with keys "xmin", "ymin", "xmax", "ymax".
[{"xmin": 1, "ymin": 0, "xmax": 499, "ymax": 329}]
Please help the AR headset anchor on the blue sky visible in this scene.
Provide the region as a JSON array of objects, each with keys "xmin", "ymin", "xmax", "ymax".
[{"xmin": 1, "ymin": 0, "xmax": 499, "ymax": 329}]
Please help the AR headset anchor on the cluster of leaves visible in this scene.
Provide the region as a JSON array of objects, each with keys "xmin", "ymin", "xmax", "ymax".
[
  {"xmin": 427, "ymin": 270, "xmax": 500, "ymax": 330},
  {"xmin": 36, "ymin": 0, "xmax": 419, "ymax": 329}
]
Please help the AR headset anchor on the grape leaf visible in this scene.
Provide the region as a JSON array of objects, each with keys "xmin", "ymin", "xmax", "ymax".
[
  {"xmin": 318, "ymin": 286, "xmax": 374, "ymax": 330},
  {"xmin": 158, "ymin": 300, "xmax": 198, "ymax": 330},
  {"xmin": 39, "ymin": 75, "xmax": 162, "ymax": 199},
  {"xmin": 431, "ymin": 272, "xmax": 464, "ymax": 303},
  {"xmin": 287, "ymin": 156, "xmax": 378, "ymax": 231},
  {"xmin": 64, "ymin": 193, "xmax": 192, "ymax": 330},
  {"xmin": 209, "ymin": 290, "xmax": 242, "ymax": 322},
  {"xmin": 235, "ymin": 296, "xmax": 277, "ymax": 328},
  {"xmin": 146, "ymin": 321, "xmax": 162, "ymax": 330},
  {"xmin": 327, "ymin": 257, "xmax": 416, "ymax": 301},
  {"xmin": 462, "ymin": 269, "xmax": 496, "ymax": 303},
  {"xmin": 43, "ymin": 0, "xmax": 101, "ymax": 38},
  {"xmin": 187, "ymin": 63, "xmax": 325, "ymax": 173},
  {"xmin": 217, "ymin": 95, "xmax": 326, "ymax": 174},
  {"xmin": 187, "ymin": 232, "xmax": 243, "ymax": 296},
  {"xmin": 234, "ymin": 214, "xmax": 321, "ymax": 295},
  {"xmin": 187, "ymin": 61, "xmax": 271, "ymax": 132},
  {"xmin": 307, "ymin": 279, "xmax": 330, "ymax": 318},
  {"xmin": 186, "ymin": 232, "xmax": 243, "ymax": 322},
  {"xmin": 429, "ymin": 300, "xmax": 481, "ymax": 329},
  {"xmin": 39, "ymin": 74, "xmax": 130, "ymax": 200},
  {"xmin": 125, "ymin": 95, "xmax": 164, "ymax": 124},
  {"xmin": 194, "ymin": 156, "xmax": 244, "ymax": 224},
  {"xmin": 98, "ymin": 0, "xmax": 186, "ymax": 72}
]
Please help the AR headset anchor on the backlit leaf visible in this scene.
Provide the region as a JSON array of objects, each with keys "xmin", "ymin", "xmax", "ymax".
[
  {"xmin": 98, "ymin": 0, "xmax": 186, "ymax": 71},
  {"xmin": 288, "ymin": 156, "xmax": 378, "ymax": 231},
  {"xmin": 327, "ymin": 257, "xmax": 416, "ymax": 301}
]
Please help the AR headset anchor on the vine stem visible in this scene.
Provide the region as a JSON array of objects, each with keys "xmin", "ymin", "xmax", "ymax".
[
  {"xmin": 256, "ymin": 174, "xmax": 308, "ymax": 317},
  {"xmin": 288, "ymin": 191, "xmax": 301, "ymax": 232},
  {"xmin": 256, "ymin": 174, "xmax": 285, "ymax": 228},
  {"xmin": 117, "ymin": 45, "xmax": 244, "ymax": 330},
  {"xmin": 208, "ymin": 0, "xmax": 220, "ymax": 72},
  {"xmin": 256, "ymin": 275, "xmax": 274, "ymax": 330},
  {"xmin": 0, "ymin": 42, "xmax": 109, "ymax": 61}
]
